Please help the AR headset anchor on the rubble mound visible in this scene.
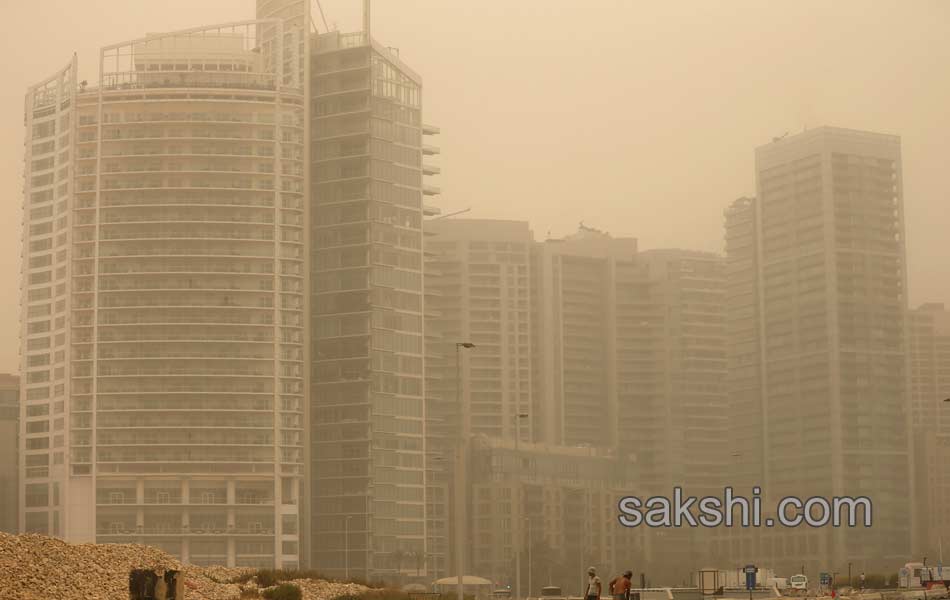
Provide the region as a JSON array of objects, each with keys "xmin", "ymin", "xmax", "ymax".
[
  {"xmin": 0, "ymin": 533, "xmax": 369, "ymax": 600},
  {"xmin": 0, "ymin": 532, "xmax": 188, "ymax": 600}
]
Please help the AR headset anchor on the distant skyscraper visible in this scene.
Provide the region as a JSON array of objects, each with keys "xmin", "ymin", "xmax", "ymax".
[
  {"xmin": 637, "ymin": 249, "xmax": 728, "ymax": 499},
  {"xmin": 423, "ymin": 219, "xmax": 534, "ymax": 579},
  {"xmin": 527, "ymin": 229, "xmax": 729, "ymax": 496},
  {"xmin": 908, "ymin": 303, "xmax": 950, "ymax": 558},
  {"xmin": 720, "ymin": 197, "xmax": 766, "ymax": 568},
  {"xmin": 0, "ymin": 374, "xmax": 18, "ymax": 534},
  {"xmin": 909, "ymin": 304, "xmax": 950, "ymax": 432},
  {"xmin": 530, "ymin": 225, "xmax": 639, "ymax": 449},
  {"xmin": 723, "ymin": 197, "xmax": 765, "ymax": 492},
  {"xmin": 736, "ymin": 127, "xmax": 912, "ymax": 572},
  {"xmin": 20, "ymin": 6, "xmax": 308, "ymax": 567},
  {"xmin": 425, "ymin": 219, "xmax": 534, "ymax": 442},
  {"xmin": 634, "ymin": 249, "xmax": 728, "ymax": 577}
]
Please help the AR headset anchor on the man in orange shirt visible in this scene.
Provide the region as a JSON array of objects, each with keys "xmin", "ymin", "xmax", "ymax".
[{"xmin": 609, "ymin": 570, "xmax": 633, "ymax": 600}]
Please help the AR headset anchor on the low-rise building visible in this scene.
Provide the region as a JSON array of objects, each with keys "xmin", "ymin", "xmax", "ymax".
[{"xmin": 468, "ymin": 435, "xmax": 642, "ymax": 596}]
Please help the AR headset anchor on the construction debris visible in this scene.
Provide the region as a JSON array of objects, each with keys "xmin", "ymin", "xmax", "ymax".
[{"xmin": 0, "ymin": 532, "xmax": 369, "ymax": 600}]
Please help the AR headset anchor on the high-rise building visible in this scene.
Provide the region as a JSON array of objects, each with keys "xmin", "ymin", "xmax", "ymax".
[
  {"xmin": 719, "ymin": 197, "xmax": 765, "ymax": 567},
  {"xmin": 627, "ymin": 249, "xmax": 728, "ymax": 580},
  {"xmin": 908, "ymin": 303, "xmax": 950, "ymax": 558},
  {"xmin": 425, "ymin": 219, "xmax": 534, "ymax": 442},
  {"xmin": 0, "ymin": 375, "xmax": 18, "ymax": 534},
  {"xmin": 723, "ymin": 197, "xmax": 765, "ymax": 492},
  {"xmin": 423, "ymin": 219, "xmax": 534, "ymax": 580},
  {"xmin": 528, "ymin": 229, "xmax": 727, "ymax": 496},
  {"xmin": 530, "ymin": 225, "xmax": 639, "ymax": 449},
  {"xmin": 637, "ymin": 249, "xmax": 728, "ymax": 498},
  {"xmin": 422, "ymin": 223, "xmax": 728, "ymax": 582},
  {"xmin": 21, "ymin": 8, "xmax": 308, "ymax": 567},
  {"xmin": 727, "ymin": 127, "xmax": 912, "ymax": 572},
  {"xmin": 308, "ymin": 26, "xmax": 437, "ymax": 578},
  {"xmin": 21, "ymin": 0, "xmax": 441, "ymax": 576}
]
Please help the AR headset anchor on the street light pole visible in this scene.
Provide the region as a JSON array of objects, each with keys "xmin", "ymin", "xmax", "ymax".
[
  {"xmin": 514, "ymin": 412, "xmax": 528, "ymax": 600},
  {"xmin": 526, "ymin": 517, "xmax": 532, "ymax": 600},
  {"xmin": 345, "ymin": 516, "xmax": 352, "ymax": 581},
  {"xmin": 456, "ymin": 342, "xmax": 475, "ymax": 600}
]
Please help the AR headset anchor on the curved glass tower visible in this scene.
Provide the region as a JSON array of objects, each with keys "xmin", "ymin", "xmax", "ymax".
[{"xmin": 21, "ymin": 17, "xmax": 307, "ymax": 568}]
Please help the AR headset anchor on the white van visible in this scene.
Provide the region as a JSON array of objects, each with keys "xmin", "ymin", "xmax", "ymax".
[{"xmin": 789, "ymin": 575, "xmax": 808, "ymax": 591}]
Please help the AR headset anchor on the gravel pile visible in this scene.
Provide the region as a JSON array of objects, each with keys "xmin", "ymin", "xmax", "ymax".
[
  {"xmin": 0, "ymin": 532, "xmax": 184, "ymax": 600},
  {"xmin": 289, "ymin": 578, "xmax": 368, "ymax": 600},
  {"xmin": 0, "ymin": 532, "xmax": 369, "ymax": 600}
]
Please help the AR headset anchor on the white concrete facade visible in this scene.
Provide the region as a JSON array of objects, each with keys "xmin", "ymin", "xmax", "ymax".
[{"xmin": 21, "ymin": 10, "xmax": 308, "ymax": 568}]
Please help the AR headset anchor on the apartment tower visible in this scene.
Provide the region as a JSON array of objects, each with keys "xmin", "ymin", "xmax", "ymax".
[
  {"xmin": 20, "ymin": 6, "xmax": 309, "ymax": 567},
  {"xmin": 719, "ymin": 197, "xmax": 765, "ymax": 566},
  {"xmin": 423, "ymin": 219, "xmax": 534, "ymax": 579},
  {"xmin": 723, "ymin": 197, "xmax": 765, "ymax": 492},
  {"xmin": 425, "ymin": 219, "xmax": 534, "ymax": 442},
  {"xmin": 637, "ymin": 249, "xmax": 728, "ymax": 499},
  {"xmin": 750, "ymin": 127, "xmax": 911, "ymax": 572},
  {"xmin": 530, "ymin": 224, "xmax": 639, "ymax": 449}
]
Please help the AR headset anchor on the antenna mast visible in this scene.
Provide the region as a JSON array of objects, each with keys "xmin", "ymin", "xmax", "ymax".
[
  {"xmin": 363, "ymin": 0, "xmax": 371, "ymax": 41},
  {"xmin": 313, "ymin": 0, "xmax": 330, "ymax": 32}
]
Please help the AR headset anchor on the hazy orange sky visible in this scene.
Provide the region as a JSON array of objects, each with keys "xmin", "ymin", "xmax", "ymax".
[{"xmin": 2, "ymin": 0, "xmax": 948, "ymax": 373}]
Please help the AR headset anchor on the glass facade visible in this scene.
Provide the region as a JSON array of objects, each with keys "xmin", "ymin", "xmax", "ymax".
[{"xmin": 310, "ymin": 31, "xmax": 427, "ymax": 578}]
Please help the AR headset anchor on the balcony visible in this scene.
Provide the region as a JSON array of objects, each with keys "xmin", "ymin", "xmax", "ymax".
[
  {"xmin": 100, "ymin": 71, "xmax": 280, "ymax": 93},
  {"xmin": 97, "ymin": 526, "xmax": 276, "ymax": 536}
]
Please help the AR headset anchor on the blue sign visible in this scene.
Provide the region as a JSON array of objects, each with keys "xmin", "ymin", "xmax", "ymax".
[
  {"xmin": 819, "ymin": 573, "xmax": 832, "ymax": 586},
  {"xmin": 745, "ymin": 565, "xmax": 757, "ymax": 590}
]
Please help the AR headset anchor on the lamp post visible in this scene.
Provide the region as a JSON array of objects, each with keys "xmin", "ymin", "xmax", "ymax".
[
  {"xmin": 345, "ymin": 515, "xmax": 352, "ymax": 581},
  {"xmin": 526, "ymin": 516, "xmax": 533, "ymax": 600},
  {"xmin": 456, "ymin": 342, "xmax": 476, "ymax": 600},
  {"xmin": 514, "ymin": 412, "xmax": 528, "ymax": 600}
]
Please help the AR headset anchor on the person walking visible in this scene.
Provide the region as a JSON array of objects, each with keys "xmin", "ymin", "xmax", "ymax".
[
  {"xmin": 609, "ymin": 571, "xmax": 633, "ymax": 600},
  {"xmin": 586, "ymin": 567, "xmax": 603, "ymax": 600}
]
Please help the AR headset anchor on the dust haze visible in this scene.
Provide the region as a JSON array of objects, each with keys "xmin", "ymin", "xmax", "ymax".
[
  {"xmin": 2, "ymin": 1, "xmax": 949, "ymax": 370},
  {"xmin": 4, "ymin": 0, "xmax": 950, "ymax": 595}
]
